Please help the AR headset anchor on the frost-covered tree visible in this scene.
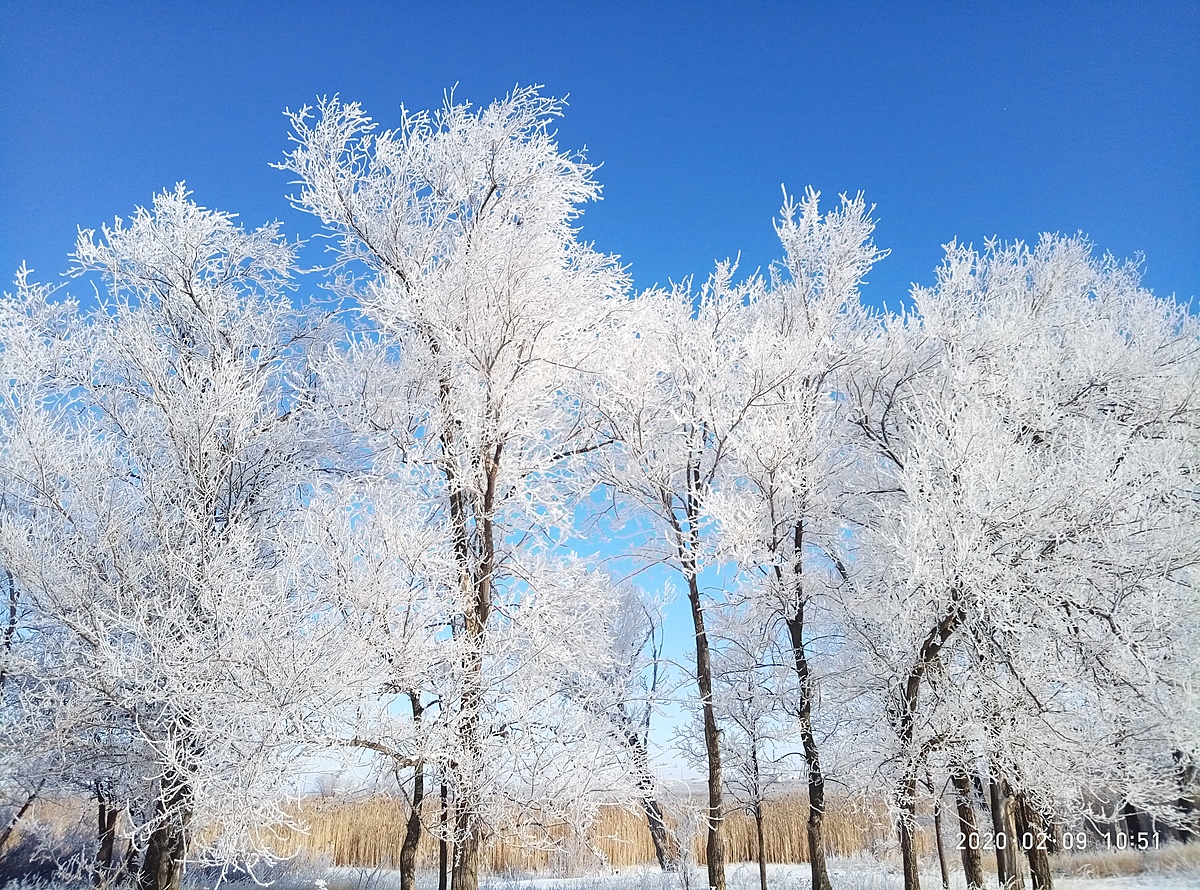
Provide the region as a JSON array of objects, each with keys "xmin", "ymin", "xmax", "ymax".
[
  {"xmin": 847, "ymin": 235, "xmax": 1200, "ymax": 890},
  {"xmin": 708, "ymin": 599, "xmax": 793, "ymax": 890},
  {"xmin": 595, "ymin": 263, "xmax": 784, "ymax": 890},
  {"xmin": 706, "ymin": 187, "xmax": 886, "ymax": 890},
  {"xmin": 279, "ymin": 87, "xmax": 630, "ymax": 890},
  {"xmin": 0, "ymin": 188, "xmax": 339, "ymax": 890}
]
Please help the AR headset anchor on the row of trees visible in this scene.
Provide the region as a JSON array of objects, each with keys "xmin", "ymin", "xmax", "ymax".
[{"xmin": 1, "ymin": 88, "xmax": 1197, "ymax": 890}]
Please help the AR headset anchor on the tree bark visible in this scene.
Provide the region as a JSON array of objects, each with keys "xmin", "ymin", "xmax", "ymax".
[
  {"xmin": 897, "ymin": 773, "xmax": 921, "ymax": 890},
  {"xmin": 988, "ymin": 778, "xmax": 1019, "ymax": 890},
  {"xmin": 641, "ymin": 794, "xmax": 676, "ymax": 872},
  {"xmin": 451, "ymin": 814, "xmax": 482, "ymax": 890},
  {"xmin": 755, "ymin": 803, "xmax": 768, "ymax": 890},
  {"xmin": 780, "ymin": 522, "xmax": 832, "ymax": 890},
  {"xmin": 400, "ymin": 763, "xmax": 425, "ymax": 890},
  {"xmin": 950, "ymin": 767, "xmax": 985, "ymax": 890},
  {"xmin": 893, "ymin": 602, "xmax": 965, "ymax": 890},
  {"xmin": 438, "ymin": 781, "xmax": 450, "ymax": 890},
  {"xmin": 623, "ymin": 716, "xmax": 677, "ymax": 870},
  {"xmin": 933, "ymin": 794, "xmax": 950, "ymax": 890},
  {"xmin": 137, "ymin": 770, "xmax": 191, "ymax": 890},
  {"xmin": 1014, "ymin": 793, "xmax": 1052, "ymax": 890},
  {"xmin": 685, "ymin": 573, "xmax": 726, "ymax": 890},
  {"xmin": 0, "ymin": 779, "xmax": 43, "ymax": 853},
  {"xmin": 1121, "ymin": 801, "xmax": 1148, "ymax": 848},
  {"xmin": 95, "ymin": 781, "xmax": 120, "ymax": 888}
]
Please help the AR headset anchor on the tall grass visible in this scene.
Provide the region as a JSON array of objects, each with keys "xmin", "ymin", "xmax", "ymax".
[{"xmin": 273, "ymin": 793, "xmax": 929, "ymax": 872}]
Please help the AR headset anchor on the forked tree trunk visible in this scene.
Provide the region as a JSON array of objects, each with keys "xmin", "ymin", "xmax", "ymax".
[
  {"xmin": 950, "ymin": 767, "xmax": 985, "ymax": 890},
  {"xmin": 894, "ymin": 601, "xmax": 965, "ymax": 890},
  {"xmin": 138, "ymin": 771, "xmax": 191, "ymax": 890}
]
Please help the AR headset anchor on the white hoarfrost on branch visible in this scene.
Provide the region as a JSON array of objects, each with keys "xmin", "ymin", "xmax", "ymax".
[
  {"xmin": 278, "ymin": 87, "xmax": 633, "ymax": 890},
  {"xmin": 0, "ymin": 187, "xmax": 344, "ymax": 889}
]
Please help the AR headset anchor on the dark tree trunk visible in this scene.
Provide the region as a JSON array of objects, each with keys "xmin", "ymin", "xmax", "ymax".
[
  {"xmin": 1174, "ymin": 749, "xmax": 1197, "ymax": 843},
  {"xmin": 933, "ymin": 794, "xmax": 950, "ymax": 890},
  {"xmin": 624, "ymin": 716, "xmax": 677, "ymax": 870},
  {"xmin": 893, "ymin": 602, "xmax": 965, "ymax": 890},
  {"xmin": 437, "ymin": 349, "xmax": 492, "ymax": 890},
  {"xmin": 897, "ymin": 774, "xmax": 921, "ymax": 890},
  {"xmin": 988, "ymin": 778, "xmax": 1020, "ymax": 890},
  {"xmin": 451, "ymin": 813, "xmax": 481, "ymax": 890},
  {"xmin": 95, "ymin": 782, "xmax": 120, "ymax": 887},
  {"xmin": 137, "ymin": 772, "xmax": 190, "ymax": 890},
  {"xmin": 685, "ymin": 572, "xmax": 726, "ymax": 890},
  {"xmin": 400, "ymin": 693, "xmax": 426, "ymax": 890},
  {"xmin": 0, "ymin": 569, "xmax": 17, "ymax": 692},
  {"xmin": 1121, "ymin": 802, "xmax": 1148, "ymax": 848},
  {"xmin": 951, "ymin": 767, "xmax": 985, "ymax": 890},
  {"xmin": 399, "ymin": 765, "xmax": 425, "ymax": 890},
  {"xmin": 755, "ymin": 803, "xmax": 768, "ymax": 890},
  {"xmin": 781, "ymin": 522, "xmax": 832, "ymax": 890},
  {"xmin": 640, "ymin": 795, "xmax": 676, "ymax": 871},
  {"xmin": 0, "ymin": 779, "xmax": 43, "ymax": 853},
  {"xmin": 438, "ymin": 781, "xmax": 450, "ymax": 890},
  {"xmin": 1015, "ymin": 794, "xmax": 1052, "ymax": 890}
]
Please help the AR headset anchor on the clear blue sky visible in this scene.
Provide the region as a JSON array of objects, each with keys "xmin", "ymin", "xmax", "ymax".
[{"xmin": 2, "ymin": 1, "xmax": 1197, "ymax": 308}]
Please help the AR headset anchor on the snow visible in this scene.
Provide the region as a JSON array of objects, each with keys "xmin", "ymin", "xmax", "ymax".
[{"xmin": 283, "ymin": 860, "xmax": 1200, "ymax": 890}]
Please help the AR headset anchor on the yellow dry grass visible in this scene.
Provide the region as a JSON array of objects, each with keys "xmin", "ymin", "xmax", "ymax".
[
  {"xmin": 1049, "ymin": 842, "xmax": 1200, "ymax": 878},
  {"xmin": 273, "ymin": 792, "xmax": 932, "ymax": 872}
]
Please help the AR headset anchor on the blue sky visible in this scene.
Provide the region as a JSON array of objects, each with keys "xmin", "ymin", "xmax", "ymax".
[{"xmin": 2, "ymin": 1, "xmax": 1197, "ymax": 309}]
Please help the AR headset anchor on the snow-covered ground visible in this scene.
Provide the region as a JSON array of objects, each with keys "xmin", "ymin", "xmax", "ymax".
[{"xmin": 279, "ymin": 858, "xmax": 1200, "ymax": 890}]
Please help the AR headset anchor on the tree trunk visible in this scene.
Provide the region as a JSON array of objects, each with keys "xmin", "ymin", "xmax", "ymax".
[
  {"xmin": 439, "ymin": 781, "xmax": 450, "ymax": 890},
  {"xmin": 933, "ymin": 794, "xmax": 950, "ymax": 890},
  {"xmin": 400, "ymin": 763, "xmax": 425, "ymax": 890},
  {"xmin": 755, "ymin": 804, "xmax": 768, "ymax": 890},
  {"xmin": 897, "ymin": 773, "xmax": 921, "ymax": 890},
  {"xmin": 685, "ymin": 574, "xmax": 726, "ymax": 890},
  {"xmin": 137, "ymin": 772, "xmax": 190, "ymax": 890},
  {"xmin": 451, "ymin": 814, "xmax": 482, "ymax": 890},
  {"xmin": 1121, "ymin": 801, "xmax": 1148, "ymax": 848},
  {"xmin": 781, "ymin": 523, "xmax": 832, "ymax": 890},
  {"xmin": 624, "ymin": 716, "xmax": 678, "ymax": 870},
  {"xmin": 1015, "ymin": 794, "xmax": 1052, "ymax": 890},
  {"xmin": 892, "ymin": 602, "xmax": 965, "ymax": 890},
  {"xmin": 950, "ymin": 767, "xmax": 985, "ymax": 890},
  {"xmin": 438, "ymin": 348, "xmax": 491, "ymax": 890},
  {"xmin": 95, "ymin": 782, "xmax": 120, "ymax": 888},
  {"xmin": 0, "ymin": 779, "xmax": 43, "ymax": 853},
  {"xmin": 641, "ymin": 795, "xmax": 677, "ymax": 872},
  {"xmin": 988, "ymin": 778, "xmax": 1019, "ymax": 890}
]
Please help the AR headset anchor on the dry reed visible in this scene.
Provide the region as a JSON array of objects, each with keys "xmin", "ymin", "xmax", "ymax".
[{"xmin": 274, "ymin": 792, "xmax": 932, "ymax": 872}]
